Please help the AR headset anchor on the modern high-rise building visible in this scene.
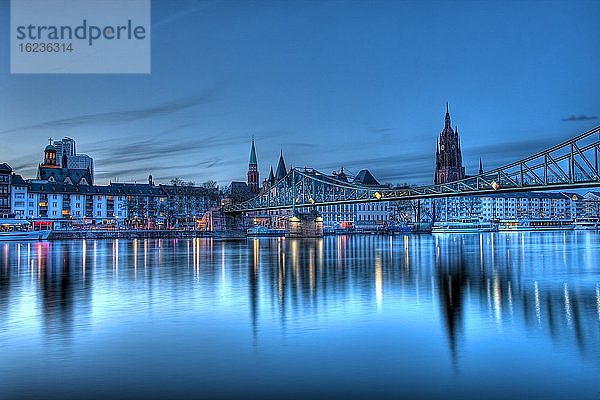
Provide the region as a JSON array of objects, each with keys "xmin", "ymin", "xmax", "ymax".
[
  {"xmin": 68, "ymin": 154, "xmax": 94, "ymax": 178},
  {"xmin": 53, "ymin": 137, "xmax": 76, "ymax": 163},
  {"xmin": 49, "ymin": 137, "xmax": 94, "ymax": 181},
  {"xmin": 434, "ymin": 103, "xmax": 465, "ymax": 184}
]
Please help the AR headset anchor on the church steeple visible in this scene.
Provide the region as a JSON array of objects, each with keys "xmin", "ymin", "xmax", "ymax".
[
  {"xmin": 61, "ymin": 149, "xmax": 68, "ymax": 168},
  {"xmin": 268, "ymin": 165, "xmax": 275, "ymax": 184},
  {"xmin": 247, "ymin": 137, "xmax": 259, "ymax": 194},
  {"xmin": 479, "ymin": 158, "xmax": 484, "ymax": 175},
  {"xmin": 275, "ymin": 150, "xmax": 287, "ymax": 181},
  {"xmin": 249, "ymin": 137, "xmax": 257, "ymax": 165},
  {"xmin": 445, "ymin": 102, "xmax": 451, "ymax": 130}
]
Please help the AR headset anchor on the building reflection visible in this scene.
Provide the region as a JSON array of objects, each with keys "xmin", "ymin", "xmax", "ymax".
[
  {"xmin": 0, "ymin": 241, "xmax": 95, "ymax": 343},
  {"xmin": 247, "ymin": 233, "xmax": 600, "ymax": 364},
  {"xmin": 435, "ymin": 242, "xmax": 467, "ymax": 366},
  {"xmin": 0, "ymin": 243, "xmax": 12, "ymax": 327},
  {"xmin": 0, "ymin": 233, "xmax": 599, "ymax": 365},
  {"xmin": 249, "ymin": 238, "xmax": 259, "ymax": 341}
]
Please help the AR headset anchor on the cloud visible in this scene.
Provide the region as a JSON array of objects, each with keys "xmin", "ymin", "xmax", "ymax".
[
  {"xmin": 561, "ymin": 114, "xmax": 598, "ymax": 122},
  {"xmin": 372, "ymin": 127, "xmax": 393, "ymax": 133},
  {"xmin": 152, "ymin": 0, "xmax": 217, "ymax": 29},
  {"xmin": 91, "ymin": 133, "xmax": 244, "ymax": 167},
  {"xmin": 466, "ymin": 137, "xmax": 545, "ymax": 158},
  {"xmin": 0, "ymin": 88, "xmax": 221, "ymax": 135},
  {"xmin": 285, "ymin": 142, "xmax": 318, "ymax": 150},
  {"xmin": 94, "ymin": 157, "xmax": 224, "ymax": 180}
]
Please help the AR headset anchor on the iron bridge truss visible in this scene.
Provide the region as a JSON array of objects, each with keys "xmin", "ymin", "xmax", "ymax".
[{"xmin": 226, "ymin": 125, "xmax": 600, "ymax": 212}]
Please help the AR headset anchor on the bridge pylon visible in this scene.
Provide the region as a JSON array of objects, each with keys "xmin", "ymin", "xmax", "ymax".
[{"xmin": 285, "ymin": 210, "xmax": 324, "ymax": 238}]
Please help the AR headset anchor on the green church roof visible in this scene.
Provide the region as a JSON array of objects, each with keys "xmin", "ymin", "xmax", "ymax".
[{"xmin": 249, "ymin": 138, "xmax": 257, "ymax": 165}]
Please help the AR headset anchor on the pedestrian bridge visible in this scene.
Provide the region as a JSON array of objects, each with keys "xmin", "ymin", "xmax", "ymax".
[{"xmin": 226, "ymin": 125, "xmax": 600, "ymax": 212}]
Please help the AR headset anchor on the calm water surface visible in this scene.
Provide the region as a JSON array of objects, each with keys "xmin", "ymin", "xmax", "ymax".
[{"xmin": 1, "ymin": 233, "xmax": 600, "ymax": 399}]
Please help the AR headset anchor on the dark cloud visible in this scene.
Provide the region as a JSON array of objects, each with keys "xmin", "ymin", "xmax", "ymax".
[
  {"xmin": 5, "ymin": 155, "xmax": 38, "ymax": 172},
  {"xmin": 95, "ymin": 158, "xmax": 223, "ymax": 180},
  {"xmin": 561, "ymin": 114, "xmax": 598, "ymax": 122},
  {"xmin": 466, "ymin": 137, "xmax": 545, "ymax": 158},
  {"xmin": 90, "ymin": 131, "xmax": 245, "ymax": 166},
  {"xmin": 0, "ymin": 88, "xmax": 220, "ymax": 135},
  {"xmin": 286, "ymin": 142, "xmax": 318, "ymax": 149}
]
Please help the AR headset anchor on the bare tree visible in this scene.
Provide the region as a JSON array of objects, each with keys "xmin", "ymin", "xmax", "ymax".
[
  {"xmin": 201, "ymin": 180, "xmax": 217, "ymax": 189},
  {"xmin": 170, "ymin": 178, "xmax": 195, "ymax": 187}
]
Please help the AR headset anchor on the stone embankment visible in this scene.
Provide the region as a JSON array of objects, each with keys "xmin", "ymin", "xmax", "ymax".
[{"xmin": 49, "ymin": 229, "xmax": 245, "ymax": 240}]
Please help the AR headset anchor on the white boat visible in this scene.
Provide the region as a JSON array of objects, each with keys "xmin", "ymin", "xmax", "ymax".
[
  {"xmin": 498, "ymin": 219, "xmax": 574, "ymax": 231},
  {"xmin": 246, "ymin": 226, "xmax": 285, "ymax": 236},
  {"xmin": 0, "ymin": 219, "xmax": 52, "ymax": 241},
  {"xmin": 573, "ymin": 218, "xmax": 600, "ymax": 230},
  {"xmin": 432, "ymin": 218, "xmax": 497, "ymax": 233}
]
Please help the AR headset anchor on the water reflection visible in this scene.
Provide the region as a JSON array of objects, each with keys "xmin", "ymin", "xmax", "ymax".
[
  {"xmin": 0, "ymin": 232, "xmax": 599, "ymax": 397},
  {"xmin": 435, "ymin": 241, "xmax": 466, "ymax": 366},
  {"xmin": 239, "ymin": 233, "xmax": 600, "ymax": 364}
]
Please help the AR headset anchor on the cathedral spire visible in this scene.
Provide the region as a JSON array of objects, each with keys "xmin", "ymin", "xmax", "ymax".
[
  {"xmin": 479, "ymin": 158, "xmax": 484, "ymax": 175},
  {"xmin": 445, "ymin": 102, "xmax": 451, "ymax": 129}
]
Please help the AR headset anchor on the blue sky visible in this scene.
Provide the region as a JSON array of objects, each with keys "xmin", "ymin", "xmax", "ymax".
[{"xmin": 1, "ymin": 0, "xmax": 599, "ymax": 186}]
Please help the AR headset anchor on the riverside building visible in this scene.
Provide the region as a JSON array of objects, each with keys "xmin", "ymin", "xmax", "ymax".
[{"xmin": 3, "ymin": 141, "xmax": 220, "ymax": 228}]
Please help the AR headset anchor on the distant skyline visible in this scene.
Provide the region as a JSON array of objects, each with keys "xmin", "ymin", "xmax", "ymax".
[{"xmin": 1, "ymin": 0, "xmax": 599, "ymax": 186}]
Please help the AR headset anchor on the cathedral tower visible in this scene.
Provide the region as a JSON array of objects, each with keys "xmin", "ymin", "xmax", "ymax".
[{"xmin": 434, "ymin": 103, "xmax": 465, "ymax": 184}]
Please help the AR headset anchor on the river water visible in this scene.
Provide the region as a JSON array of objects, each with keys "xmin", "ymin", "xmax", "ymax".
[{"xmin": 1, "ymin": 232, "xmax": 599, "ymax": 399}]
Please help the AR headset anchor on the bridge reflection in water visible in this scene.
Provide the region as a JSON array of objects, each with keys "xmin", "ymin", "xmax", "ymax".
[{"xmin": 1, "ymin": 233, "xmax": 599, "ymax": 398}]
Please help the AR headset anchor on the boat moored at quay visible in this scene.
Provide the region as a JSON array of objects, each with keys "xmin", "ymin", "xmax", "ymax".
[
  {"xmin": 432, "ymin": 218, "xmax": 497, "ymax": 233},
  {"xmin": 497, "ymin": 219, "xmax": 574, "ymax": 231},
  {"xmin": 0, "ymin": 219, "xmax": 51, "ymax": 241},
  {"xmin": 246, "ymin": 225, "xmax": 285, "ymax": 236},
  {"xmin": 573, "ymin": 217, "xmax": 600, "ymax": 230}
]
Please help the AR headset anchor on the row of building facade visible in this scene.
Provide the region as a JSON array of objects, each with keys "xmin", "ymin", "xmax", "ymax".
[
  {"xmin": 1, "ymin": 141, "xmax": 221, "ymax": 229},
  {"xmin": 253, "ymin": 193, "xmax": 588, "ymax": 231}
]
